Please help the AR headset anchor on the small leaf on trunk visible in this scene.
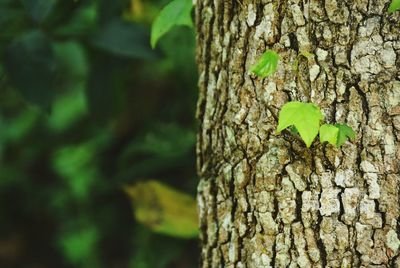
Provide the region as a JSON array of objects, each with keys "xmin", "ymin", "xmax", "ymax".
[{"xmin": 251, "ymin": 50, "xmax": 279, "ymax": 78}]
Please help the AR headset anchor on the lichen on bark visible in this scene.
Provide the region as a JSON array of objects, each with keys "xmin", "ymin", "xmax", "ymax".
[{"xmin": 195, "ymin": 0, "xmax": 400, "ymax": 267}]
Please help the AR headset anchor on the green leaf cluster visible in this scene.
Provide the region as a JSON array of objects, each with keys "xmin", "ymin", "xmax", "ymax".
[
  {"xmin": 251, "ymin": 50, "xmax": 280, "ymax": 78},
  {"xmin": 277, "ymin": 102, "xmax": 356, "ymax": 148}
]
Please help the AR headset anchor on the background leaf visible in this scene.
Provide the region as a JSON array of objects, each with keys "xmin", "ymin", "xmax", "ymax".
[
  {"xmin": 150, "ymin": 0, "xmax": 193, "ymax": 48},
  {"xmin": 251, "ymin": 50, "xmax": 279, "ymax": 78},
  {"xmin": 124, "ymin": 180, "xmax": 198, "ymax": 239},
  {"xmin": 277, "ymin": 102, "xmax": 324, "ymax": 147}
]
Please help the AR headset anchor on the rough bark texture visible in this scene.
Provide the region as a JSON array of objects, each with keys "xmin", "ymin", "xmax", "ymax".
[{"xmin": 195, "ymin": 0, "xmax": 400, "ymax": 267}]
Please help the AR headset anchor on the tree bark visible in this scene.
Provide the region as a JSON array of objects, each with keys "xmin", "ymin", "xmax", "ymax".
[{"xmin": 195, "ymin": 0, "xmax": 400, "ymax": 267}]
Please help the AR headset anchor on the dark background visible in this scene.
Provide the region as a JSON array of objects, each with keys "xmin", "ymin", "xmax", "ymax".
[{"xmin": 0, "ymin": 0, "xmax": 199, "ymax": 267}]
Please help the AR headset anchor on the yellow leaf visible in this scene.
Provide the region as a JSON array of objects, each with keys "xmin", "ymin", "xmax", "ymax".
[
  {"xmin": 124, "ymin": 180, "xmax": 198, "ymax": 239},
  {"xmin": 129, "ymin": 0, "xmax": 144, "ymax": 20}
]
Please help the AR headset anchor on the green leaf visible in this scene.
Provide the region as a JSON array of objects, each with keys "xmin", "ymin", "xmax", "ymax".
[
  {"xmin": 319, "ymin": 124, "xmax": 339, "ymax": 146},
  {"xmin": 91, "ymin": 19, "xmax": 157, "ymax": 60},
  {"xmin": 319, "ymin": 123, "xmax": 356, "ymax": 147},
  {"xmin": 124, "ymin": 180, "xmax": 198, "ymax": 239},
  {"xmin": 250, "ymin": 50, "xmax": 279, "ymax": 78},
  {"xmin": 388, "ymin": 0, "xmax": 400, "ymax": 12},
  {"xmin": 4, "ymin": 30, "xmax": 59, "ymax": 108},
  {"xmin": 335, "ymin": 124, "xmax": 356, "ymax": 147},
  {"xmin": 151, "ymin": 0, "xmax": 193, "ymax": 48},
  {"xmin": 277, "ymin": 102, "xmax": 324, "ymax": 147}
]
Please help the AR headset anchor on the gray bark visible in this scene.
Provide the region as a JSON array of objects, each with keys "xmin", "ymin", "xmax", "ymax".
[{"xmin": 195, "ymin": 0, "xmax": 400, "ymax": 267}]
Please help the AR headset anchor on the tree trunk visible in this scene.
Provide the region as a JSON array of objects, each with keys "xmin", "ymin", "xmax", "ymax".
[{"xmin": 195, "ymin": 0, "xmax": 400, "ymax": 267}]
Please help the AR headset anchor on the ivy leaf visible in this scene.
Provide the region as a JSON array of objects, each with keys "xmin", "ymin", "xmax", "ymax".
[
  {"xmin": 251, "ymin": 50, "xmax": 279, "ymax": 78},
  {"xmin": 319, "ymin": 123, "xmax": 356, "ymax": 147},
  {"xmin": 277, "ymin": 102, "xmax": 324, "ymax": 148},
  {"xmin": 335, "ymin": 124, "xmax": 356, "ymax": 147},
  {"xmin": 320, "ymin": 124, "xmax": 339, "ymax": 146},
  {"xmin": 151, "ymin": 0, "xmax": 193, "ymax": 48},
  {"xmin": 388, "ymin": 0, "xmax": 400, "ymax": 13}
]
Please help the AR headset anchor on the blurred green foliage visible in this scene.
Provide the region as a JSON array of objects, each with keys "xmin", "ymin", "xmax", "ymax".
[
  {"xmin": 0, "ymin": 0, "xmax": 198, "ymax": 267},
  {"xmin": 150, "ymin": 0, "xmax": 192, "ymax": 48}
]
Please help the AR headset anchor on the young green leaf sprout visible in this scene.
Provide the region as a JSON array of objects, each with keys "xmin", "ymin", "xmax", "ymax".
[{"xmin": 251, "ymin": 50, "xmax": 279, "ymax": 78}]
